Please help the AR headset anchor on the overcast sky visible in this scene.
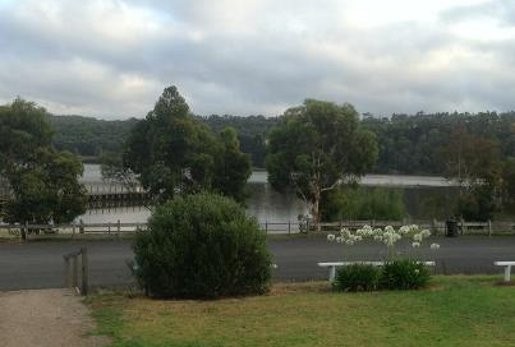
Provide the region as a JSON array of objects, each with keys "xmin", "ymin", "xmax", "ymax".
[{"xmin": 1, "ymin": 0, "xmax": 514, "ymax": 119}]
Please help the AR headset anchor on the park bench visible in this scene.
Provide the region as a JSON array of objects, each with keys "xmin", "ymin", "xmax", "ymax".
[
  {"xmin": 318, "ymin": 261, "xmax": 436, "ymax": 281},
  {"xmin": 494, "ymin": 261, "xmax": 515, "ymax": 282}
]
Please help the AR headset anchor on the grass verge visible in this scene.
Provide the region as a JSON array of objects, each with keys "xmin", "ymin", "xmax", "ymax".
[{"xmin": 86, "ymin": 276, "xmax": 515, "ymax": 347}]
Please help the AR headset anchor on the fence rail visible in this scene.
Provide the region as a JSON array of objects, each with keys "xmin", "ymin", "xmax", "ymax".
[{"xmin": 0, "ymin": 219, "xmax": 514, "ymax": 238}]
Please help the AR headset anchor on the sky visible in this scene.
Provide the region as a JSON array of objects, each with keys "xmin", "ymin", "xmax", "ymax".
[{"xmin": 1, "ymin": 0, "xmax": 515, "ymax": 119}]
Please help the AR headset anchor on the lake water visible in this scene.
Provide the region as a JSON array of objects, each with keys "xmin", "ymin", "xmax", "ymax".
[{"xmin": 79, "ymin": 164, "xmax": 458, "ymax": 224}]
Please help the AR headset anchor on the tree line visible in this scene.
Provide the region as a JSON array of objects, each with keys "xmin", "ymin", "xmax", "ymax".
[
  {"xmin": 47, "ymin": 109, "xmax": 514, "ymax": 176},
  {"xmin": 1, "ymin": 87, "xmax": 514, "ymax": 229}
]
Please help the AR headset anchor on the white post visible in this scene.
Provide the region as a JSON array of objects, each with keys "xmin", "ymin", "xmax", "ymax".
[
  {"xmin": 504, "ymin": 265, "xmax": 512, "ymax": 282},
  {"xmin": 329, "ymin": 266, "xmax": 336, "ymax": 282}
]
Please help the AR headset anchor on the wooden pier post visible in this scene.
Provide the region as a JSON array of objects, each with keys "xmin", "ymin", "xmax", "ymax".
[{"xmin": 81, "ymin": 247, "xmax": 88, "ymax": 296}]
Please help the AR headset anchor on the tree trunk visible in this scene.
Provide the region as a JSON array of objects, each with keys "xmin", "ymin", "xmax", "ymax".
[{"xmin": 312, "ymin": 188, "xmax": 322, "ymax": 232}]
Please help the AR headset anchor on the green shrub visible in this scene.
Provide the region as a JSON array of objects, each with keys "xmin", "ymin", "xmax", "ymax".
[
  {"xmin": 334, "ymin": 264, "xmax": 381, "ymax": 292},
  {"xmin": 321, "ymin": 186, "xmax": 406, "ymax": 221},
  {"xmin": 133, "ymin": 193, "xmax": 272, "ymax": 299},
  {"xmin": 380, "ymin": 259, "xmax": 430, "ymax": 290}
]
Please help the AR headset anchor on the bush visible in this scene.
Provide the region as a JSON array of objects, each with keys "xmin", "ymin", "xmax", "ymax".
[
  {"xmin": 380, "ymin": 259, "xmax": 430, "ymax": 290},
  {"xmin": 333, "ymin": 264, "xmax": 381, "ymax": 292},
  {"xmin": 133, "ymin": 193, "xmax": 272, "ymax": 299},
  {"xmin": 321, "ymin": 186, "xmax": 406, "ymax": 221}
]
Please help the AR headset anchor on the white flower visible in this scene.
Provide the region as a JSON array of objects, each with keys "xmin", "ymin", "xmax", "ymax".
[
  {"xmin": 327, "ymin": 234, "xmax": 336, "ymax": 242},
  {"xmin": 421, "ymin": 229, "xmax": 431, "ymax": 238},
  {"xmin": 413, "ymin": 233, "xmax": 423, "ymax": 242},
  {"xmin": 336, "ymin": 237, "xmax": 343, "ymax": 243},
  {"xmin": 430, "ymin": 243, "xmax": 440, "ymax": 250},
  {"xmin": 411, "ymin": 242, "xmax": 420, "ymax": 248},
  {"xmin": 399, "ymin": 225, "xmax": 410, "ymax": 234},
  {"xmin": 414, "ymin": 269, "xmax": 420, "ymax": 274}
]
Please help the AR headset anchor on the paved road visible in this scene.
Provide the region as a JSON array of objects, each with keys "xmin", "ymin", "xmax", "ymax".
[{"xmin": 1, "ymin": 236, "xmax": 514, "ymax": 290}]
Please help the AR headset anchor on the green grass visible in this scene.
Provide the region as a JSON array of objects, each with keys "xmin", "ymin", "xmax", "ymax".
[{"xmin": 87, "ymin": 276, "xmax": 515, "ymax": 347}]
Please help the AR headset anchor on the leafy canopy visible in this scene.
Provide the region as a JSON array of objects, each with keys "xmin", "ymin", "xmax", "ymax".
[
  {"xmin": 266, "ymin": 99, "xmax": 378, "ymax": 228},
  {"xmin": 0, "ymin": 98, "xmax": 86, "ymax": 224},
  {"xmin": 123, "ymin": 86, "xmax": 251, "ymax": 202}
]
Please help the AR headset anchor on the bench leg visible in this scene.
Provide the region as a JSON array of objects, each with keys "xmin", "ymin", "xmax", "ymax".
[
  {"xmin": 329, "ymin": 266, "xmax": 336, "ymax": 282},
  {"xmin": 505, "ymin": 266, "xmax": 512, "ymax": 282}
]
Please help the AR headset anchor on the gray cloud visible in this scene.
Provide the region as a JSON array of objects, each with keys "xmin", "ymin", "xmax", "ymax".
[{"xmin": 1, "ymin": 0, "xmax": 515, "ymax": 119}]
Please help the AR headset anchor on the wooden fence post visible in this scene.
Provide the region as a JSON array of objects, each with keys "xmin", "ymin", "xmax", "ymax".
[
  {"xmin": 81, "ymin": 247, "xmax": 88, "ymax": 296},
  {"xmin": 488, "ymin": 220, "xmax": 492, "ymax": 237},
  {"xmin": 288, "ymin": 221, "xmax": 291, "ymax": 235},
  {"xmin": 21, "ymin": 221, "xmax": 28, "ymax": 240},
  {"xmin": 72, "ymin": 257, "xmax": 78, "ymax": 288},
  {"xmin": 265, "ymin": 221, "xmax": 268, "ymax": 234},
  {"xmin": 117, "ymin": 219, "xmax": 121, "ymax": 238}
]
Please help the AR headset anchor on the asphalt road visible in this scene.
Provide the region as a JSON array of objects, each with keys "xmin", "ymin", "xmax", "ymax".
[{"xmin": 1, "ymin": 236, "xmax": 515, "ymax": 291}]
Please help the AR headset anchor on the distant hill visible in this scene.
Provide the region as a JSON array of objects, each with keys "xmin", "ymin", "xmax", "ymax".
[
  {"xmin": 46, "ymin": 111, "xmax": 514, "ymax": 174},
  {"xmin": 46, "ymin": 114, "xmax": 139, "ymax": 159},
  {"xmin": 46, "ymin": 113, "xmax": 280, "ymax": 167},
  {"xmin": 197, "ymin": 115, "xmax": 280, "ymax": 168}
]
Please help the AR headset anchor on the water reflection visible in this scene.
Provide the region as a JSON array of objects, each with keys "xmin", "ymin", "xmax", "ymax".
[{"xmin": 78, "ymin": 164, "xmax": 458, "ymax": 224}]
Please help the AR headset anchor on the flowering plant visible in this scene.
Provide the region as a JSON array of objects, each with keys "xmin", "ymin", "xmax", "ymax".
[{"xmin": 327, "ymin": 224, "xmax": 440, "ymax": 259}]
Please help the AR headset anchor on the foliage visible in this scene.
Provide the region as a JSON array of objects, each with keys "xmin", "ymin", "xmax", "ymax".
[
  {"xmin": 212, "ymin": 127, "xmax": 252, "ymax": 202},
  {"xmin": 441, "ymin": 126, "xmax": 503, "ymax": 220},
  {"xmin": 133, "ymin": 193, "xmax": 272, "ymax": 299},
  {"xmin": 0, "ymin": 98, "xmax": 53, "ymax": 171},
  {"xmin": 47, "ymin": 109, "xmax": 515, "ymax": 176},
  {"xmin": 362, "ymin": 111, "xmax": 515, "ymax": 175},
  {"xmin": 501, "ymin": 158, "xmax": 515, "ymax": 214},
  {"xmin": 47, "ymin": 114, "xmax": 138, "ymax": 158},
  {"xmin": 199, "ymin": 114, "xmax": 279, "ymax": 168},
  {"xmin": 266, "ymin": 99, "xmax": 378, "ymax": 231},
  {"xmin": 321, "ymin": 186, "xmax": 406, "ymax": 221},
  {"xmin": 5, "ymin": 149, "xmax": 87, "ymax": 224},
  {"xmin": 328, "ymin": 224, "xmax": 437, "ymax": 292},
  {"xmin": 333, "ymin": 264, "xmax": 380, "ymax": 292},
  {"xmin": 0, "ymin": 98, "xmax": 86, "ymax": 225},
  {"xmin": 380, "ymin": 259, "xmax": 431, "ymax": 290},
  {"xmin": 123, "ymin": 86, "xmax": 251, "ymax": 203}
]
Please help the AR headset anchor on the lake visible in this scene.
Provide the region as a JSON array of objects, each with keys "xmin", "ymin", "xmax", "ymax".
[{"xmin": 78, "ymin": 164, "xmax": 458, "ymax": 225}]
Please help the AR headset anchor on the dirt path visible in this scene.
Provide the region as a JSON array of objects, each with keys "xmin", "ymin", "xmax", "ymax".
[{"xmin": 0, "ymin": 289, "xmax": 110, "ymax": 347}]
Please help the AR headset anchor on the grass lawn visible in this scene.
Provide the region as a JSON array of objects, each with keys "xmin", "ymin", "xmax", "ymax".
[{"xmin": 87, "ymin": 276, "xmax": 515, "ymax": 347}]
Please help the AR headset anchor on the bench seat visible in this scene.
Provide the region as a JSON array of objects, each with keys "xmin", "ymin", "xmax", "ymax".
[{"xmin": 494, "ymin": 261, "xmax": 515, "ymax": 282}]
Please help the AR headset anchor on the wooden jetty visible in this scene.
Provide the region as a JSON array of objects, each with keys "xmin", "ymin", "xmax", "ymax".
[
  {"xmin": 0, "ymin": 181, "xmax": 151, "ymax": 209},
  {"xmin": 85, "ymin": 183, "xmax": 150, "ymax": 208}
]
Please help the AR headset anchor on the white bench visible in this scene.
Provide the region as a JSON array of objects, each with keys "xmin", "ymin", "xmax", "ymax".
[
  {"xmin": 318, "ymin": 261, "xmax": 436, "ymax": 281},
  {"xmin": 494, "ymin": 261, "xmax": 515, "ymax": 282}
]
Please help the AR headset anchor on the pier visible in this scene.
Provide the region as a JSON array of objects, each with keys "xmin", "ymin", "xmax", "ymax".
[
  {"xmin": 85, "ymin": 183, "xmax": 150, "ymax": 208},
  {"xmin": 0, "ymin": 181, "xmax": 151, "ymax": 209}
]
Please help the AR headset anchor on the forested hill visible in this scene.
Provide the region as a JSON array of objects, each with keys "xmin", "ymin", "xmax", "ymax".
[
  {"xmin": 46, "ymin": 114, "xmax": 138, "ymax": 159},
  {"xmin": 363, "ymin": 111, "xmax": 515, "ymax": 175},
  {"xmin": 47, "ymin": 111, "xmax": 515, "ymax": 174},
  {"xmin": 197, "ymin": 115, "xmax": 280, "ymax": 168}
]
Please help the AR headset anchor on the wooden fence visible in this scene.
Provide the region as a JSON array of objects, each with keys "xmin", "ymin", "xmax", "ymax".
[
  {"xmin": 63, "ymin": 247, "xmax": 88, "ymax": 296},
  {"xmin": 0, "ymin": 219, "xmax": 514, "ymax": 239}
]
